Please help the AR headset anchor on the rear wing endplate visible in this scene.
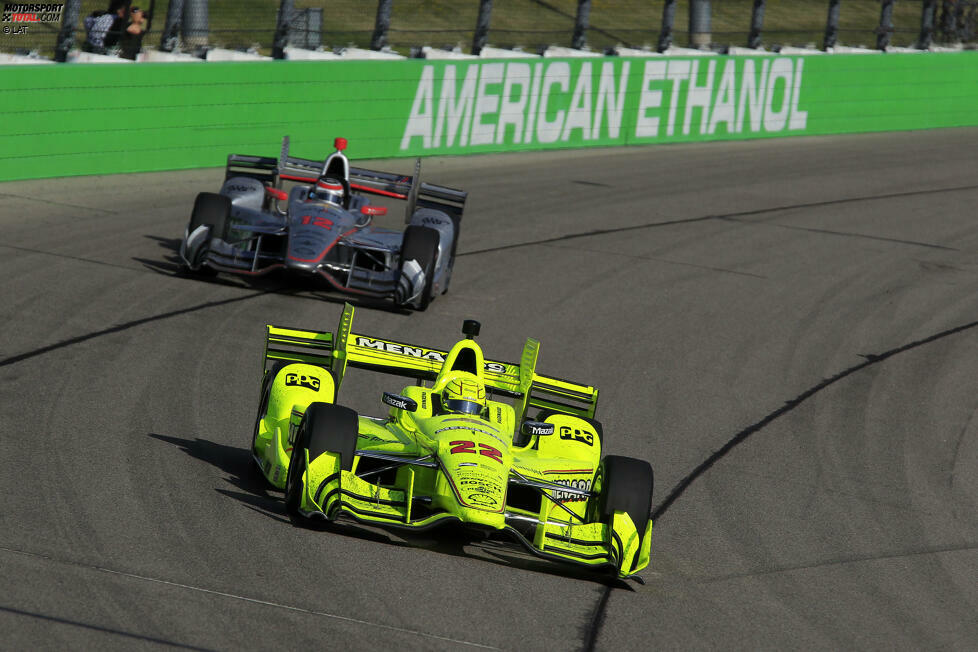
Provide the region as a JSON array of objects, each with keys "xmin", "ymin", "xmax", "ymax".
[{"xmin": 262, "ymin": 304, "xmax": 598, "ymax": 420}]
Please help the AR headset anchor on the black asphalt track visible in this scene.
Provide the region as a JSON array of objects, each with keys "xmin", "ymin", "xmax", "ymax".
[{"xmin": 2, "ymin": 128, "xmax": 977, "ymax": 650}]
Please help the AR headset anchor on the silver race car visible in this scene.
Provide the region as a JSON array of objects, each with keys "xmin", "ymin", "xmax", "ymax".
[{"xmin": 179, "ymin": 137, "xmax": 467, "ymax": 310}]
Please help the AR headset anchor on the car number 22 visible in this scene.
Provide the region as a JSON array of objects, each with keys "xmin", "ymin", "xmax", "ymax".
[{"xmin": 450, "ymin": 440, "xmax": 503, "ymax": 464}]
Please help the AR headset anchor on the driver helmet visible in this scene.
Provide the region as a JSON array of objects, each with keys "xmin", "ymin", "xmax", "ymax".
[
  {"xmin": 309, "ymin": 177, "xmax": 344, "ymax": 205},
  {"xmin": 441, "ymin": 372, "xmax": 486, "ymax": 416}
]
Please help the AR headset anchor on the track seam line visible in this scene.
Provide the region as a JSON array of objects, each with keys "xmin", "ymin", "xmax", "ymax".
[{"xmin": 1, "ymin": 546, "xmax": 499, "ymax": 650}]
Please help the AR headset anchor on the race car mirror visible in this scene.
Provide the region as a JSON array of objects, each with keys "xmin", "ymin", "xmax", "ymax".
[
  {"xmin": 383, "ymin": 392, "xmax": 418, "ymax": 412},
  {"xmin": 361, "ymin": 206, "xmax": 387, "ymax": 217},
  {"xmin": 521, "ymin": 420, "xmax": 555, "ymax": 437},
  {"xmin": 265, "ymin": 187, "xmax": 288, "ymax": 202}
]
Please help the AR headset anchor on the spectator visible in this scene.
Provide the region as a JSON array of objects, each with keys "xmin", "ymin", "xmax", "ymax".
[
  {"xmin": 119, "ymin": 6, "xmax": 149, "ymax": 60},
  {"xmin": 83, "ymin": 0, "xmax": 128, "ymax": 54}
]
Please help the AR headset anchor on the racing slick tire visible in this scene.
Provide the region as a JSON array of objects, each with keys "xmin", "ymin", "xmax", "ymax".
[
  {"xmin": 251, "ymin": 361, "xmax": 290, "ymax": 473},
  {"xmin": 443, "ymin": 253, "xmax": 457, "ymax": 294},
  {"xmin": 398, "ymin": 225, "xmax": 439, "ymax": 311},
  {"xmin": 285, "ymin": 403, "xmax": 360, "ymax": 520},
  {"xmin": 189, "ymin": 192, "xmax": 231, "ymax": 240},
  {"xmin": 593, "ymin": 455, "xmax": 654, "ymax": 547},
  {"xmin": 184, "ymin": 192, "xmax": 231, "ymax": 274}
]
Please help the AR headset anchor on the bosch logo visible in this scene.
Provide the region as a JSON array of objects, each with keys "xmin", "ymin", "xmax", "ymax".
[{"xmin": 552, "ymin": 478, "xmax": 592, "ymax": 503}]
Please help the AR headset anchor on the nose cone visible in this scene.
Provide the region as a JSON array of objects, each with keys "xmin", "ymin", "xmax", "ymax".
[
  {"xmin": 434, "ymin": 426, "xmax": 510, "ymax": 528},
  {"xmin": 286, "ymin": 209, "xmax": 339, "ymax": 271}
]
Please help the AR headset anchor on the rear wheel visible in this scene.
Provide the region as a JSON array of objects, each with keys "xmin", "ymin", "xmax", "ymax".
[
  {"xmin": 284, "ymin": 403, "xmax": 360, "ymax": 520},
  {"xmin": 593, "ymin": 455, "xmax": 654, "ymax": 546},
  {"xmin": 398, "ymin": 226, "xmax": 439, "ymax": 311}
]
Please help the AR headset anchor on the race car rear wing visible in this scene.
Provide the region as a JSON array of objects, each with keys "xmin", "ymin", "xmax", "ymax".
[
  {"xmin": 262, "ymin": 303, "xmax": 599, "ymax": 420},
  {"xmin": 271, "ymin": 136, "xmax": 467, "ymax": 216},
  {"xmin": 225, "ymin": 153, "xmax": 279, "ymax": 185}
]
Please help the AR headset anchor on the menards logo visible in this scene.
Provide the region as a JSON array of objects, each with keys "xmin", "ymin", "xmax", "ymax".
[
  {"xmin": 401, "ymin": 57, "xmax": 808, "ymax": 150},
  {"xmin": 2, "ymin": 2, "xmax": 64, "ymax": 22},
  {"xmin": 355, "ymin": 336, "xmax": 508, "ymax": 373}
]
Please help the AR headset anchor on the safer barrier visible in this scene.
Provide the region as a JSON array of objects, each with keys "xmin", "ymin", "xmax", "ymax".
[{"xmin": 1, "ymin": 52, "xmax": 977, "ymax": 181}]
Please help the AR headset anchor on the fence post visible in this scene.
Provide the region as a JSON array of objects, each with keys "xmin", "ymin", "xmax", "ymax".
[
  {"xmin": 371, "ymin": 0, "xmax": 393, "ymax": 50},
  {"xmin": 689, "ymin": 0, "xmax": 711, "ymax": 49},
  {"xmin": 160, "ymin": 0, "xmax": 183, "ymax": 52},
  {"xmin": 571, "ymin": 0, "xmax": 591, "ymax": 49},
  {"xmin": 747, "ymin": 0, "xmax": 765, "ymax": 49},
  {"xmin": 657, "ymin": 0, "xmax": 677, "ymax": 52},
  {"xmin": 471, "ymin": 0, "xmax": 493, "ymax": 55},
  {"xmin": 272, "ymin": 0, "xmax": 294, "ymax": 58},
  {"xmin": 918, "ymin": 0, "xmax": 937, "ymax": 48},
  {"xmin": 182, "ymin": 0, "xmax": 208, "ymax": 51},
  {"xmin": 877, "ymin": 0, "xmax": 895, "ymax": 49},
  {"xmin": 54, "ymin": 0, "xmax": 81, "ymax": 62},
  {"xmin": 939, "ymin": 0, "xmax": 957, "ymax": 41},
  {"xmin": 823, "ymin": 0, "xmax": 841, "ymax": 49}
]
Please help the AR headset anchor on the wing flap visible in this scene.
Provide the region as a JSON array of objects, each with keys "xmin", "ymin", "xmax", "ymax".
[
  {"xmin": 263, "ymin": 325, "xmax": 334, "ymax": 372},
  {"xmin": 225, "ymin": 153, "xmax": 278, "ymax": 185},
  {"xmin": 527, "ymin": 374, "xmax": 599, "ymax": 419},
  {"xmin": 262, "ymin": 304, "xmax": 596, "ymax": 418},
  {"xmin": 345, "ymin": 332, "xmax": 522, "ymax": 393}
]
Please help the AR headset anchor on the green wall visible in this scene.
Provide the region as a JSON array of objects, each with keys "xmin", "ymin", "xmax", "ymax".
[{"xmin": 1, "ymin": 52, "xmax": 976, "ymax": 181}]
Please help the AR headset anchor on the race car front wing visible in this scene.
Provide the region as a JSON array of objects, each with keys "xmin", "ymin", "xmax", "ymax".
[{"xmin": 294, "ymin": 447, "xmax": 651, "ymax": 579}]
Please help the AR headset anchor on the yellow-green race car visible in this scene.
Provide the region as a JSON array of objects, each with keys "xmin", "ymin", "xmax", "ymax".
[{"xmin": 251, "ymin": 303, "xmax": 654, "ymax": 580}]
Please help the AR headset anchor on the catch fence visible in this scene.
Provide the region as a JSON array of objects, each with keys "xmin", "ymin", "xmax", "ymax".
[{"xmin": 1, "ymin": 0, "xmax": 976, "ymax": 61}]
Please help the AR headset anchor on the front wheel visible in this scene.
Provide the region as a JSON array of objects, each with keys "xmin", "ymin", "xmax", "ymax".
[
  {"xmin": 182, "ymin": 192, "xmax": 230, "ymax": 273},
  {"xmin": 398, "ymin": 226, "xmax": 439, "ymax": 311},
  {"xmin": 284, "ymin": 403, "xmax": 360, "ymax": 521},
  {"xmin": 593, "ymin": 455, "xmax": 654, "ymax": 547},
  {"xmin": 188, "ymin": 192, "xmax": 230, "ymax": 240}
]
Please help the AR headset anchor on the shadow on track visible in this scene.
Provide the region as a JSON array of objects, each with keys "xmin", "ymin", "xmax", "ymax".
[
  {"xmin": 650, "ymin": 316, "xmax": 978, "ymax": 522},
  {"xmin": 136, "ymin": 234, "xmax": 413, "ymax": 315},
  {"xmin": 459, "ymin": 183, "xmax": 978, "ymax": 259},
  {"xmin": 582, "ymin": 316, "xmax": 978, "ymax": 651},
  {"xmin": 0, "ymin": 604, "xmax": 211, "ymax": 651},
  {"xmin": 0, "ymin": 292, "xmax": 268, "ymax": 370},
  {"xmin": 149, "ymin": 431, "xmax": 631, "ymax": 589},
  {"xmin": 148, "ymin": 433, "xmax": 279, "ymax": 508}
]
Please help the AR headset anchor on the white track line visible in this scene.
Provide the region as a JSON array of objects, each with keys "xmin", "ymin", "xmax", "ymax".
[{"xmin": 2, "ymin": 546, "xmax": 498, "ymax": 650}]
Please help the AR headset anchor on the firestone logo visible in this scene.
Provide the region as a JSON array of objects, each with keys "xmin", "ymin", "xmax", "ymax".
[{"xmin": 2, "ymin": 3, "xmax": 63, "ymax": 24}]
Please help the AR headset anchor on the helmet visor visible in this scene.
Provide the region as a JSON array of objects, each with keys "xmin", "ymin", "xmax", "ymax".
[{"xmin": 443, "ymin": 398, "xmax": 482, "ymax": 415}]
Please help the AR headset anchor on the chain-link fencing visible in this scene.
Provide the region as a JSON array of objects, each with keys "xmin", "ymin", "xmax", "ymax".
[{"xmin": 2, "ymin": 1, "xmax": 976, "ymax": 61}]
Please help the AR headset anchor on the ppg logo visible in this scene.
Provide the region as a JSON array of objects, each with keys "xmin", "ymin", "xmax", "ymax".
[
  {"xmin": 285, "ymin": 373, "xmax": 320, "ymax": 391},
  {"xmin": 559, "ymin": 425, "xmax": 593, "ymax": 446}
]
